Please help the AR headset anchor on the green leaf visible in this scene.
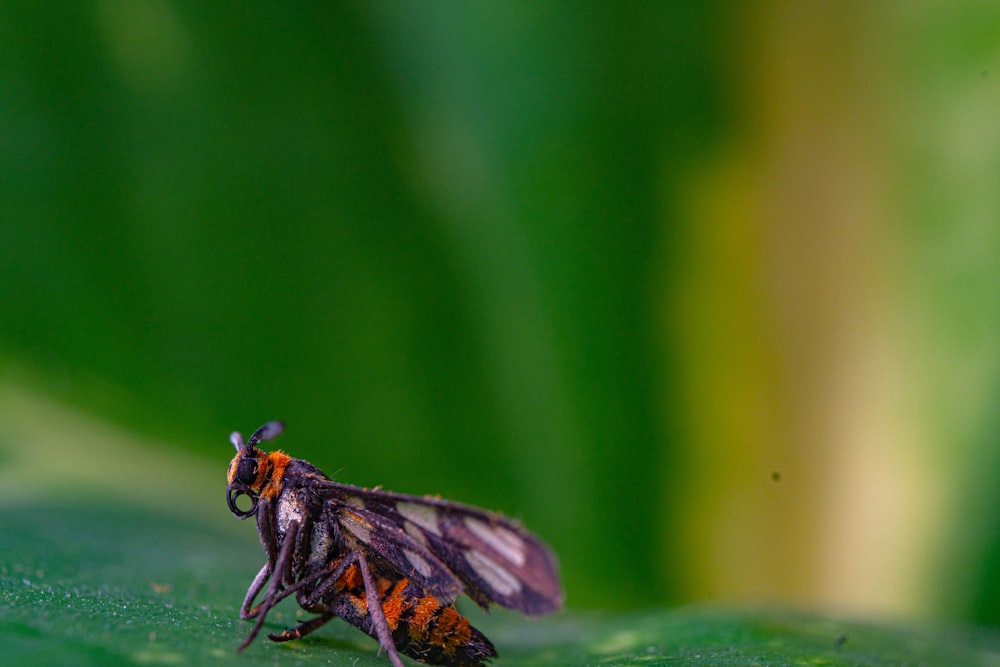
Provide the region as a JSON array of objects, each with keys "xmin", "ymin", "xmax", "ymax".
[
  {"xmin": 3, "ymin": 501, "xmax": 1000, "ymax": 667},
  {"xmin": 0, "ymin": 391, "xmax": 997, "ymax": 666}
]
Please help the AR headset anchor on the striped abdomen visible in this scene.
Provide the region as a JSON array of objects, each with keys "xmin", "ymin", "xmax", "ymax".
[{"xmin": 330, "ymin": 564, "xmax": 496, "ymax": 667}]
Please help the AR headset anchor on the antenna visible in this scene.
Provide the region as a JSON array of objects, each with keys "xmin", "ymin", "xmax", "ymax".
[{"xmin": 245, "ymin": 420, "xmax": 285, "ymax": 451}]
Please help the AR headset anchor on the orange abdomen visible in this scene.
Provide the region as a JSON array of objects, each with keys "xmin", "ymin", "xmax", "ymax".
[{"xmin": 330, "ymin": 565, "xmax": 496, "ymax": 667}]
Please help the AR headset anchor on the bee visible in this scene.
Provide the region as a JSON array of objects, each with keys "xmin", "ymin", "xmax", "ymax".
[{"xmin": 226, "ymin": 421, "xmax": 564, "ymax": 667}]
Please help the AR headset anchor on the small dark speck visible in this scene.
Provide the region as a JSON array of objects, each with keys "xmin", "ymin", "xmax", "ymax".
[
  {"xmin": 980, "ymin": 70, "xmax": 989, "ymax": 79},
  {"xmin": 836, "ymin": 634, "xmax": 848, "ymax": 647},
  {"xmin": 771, "ymin": 471, "xmax": 782, "ymax": 482}
]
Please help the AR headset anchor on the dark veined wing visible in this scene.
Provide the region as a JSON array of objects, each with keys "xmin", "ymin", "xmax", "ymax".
[
  {"xmin": 317, "ymin": 480, "xmax": 564, "ymax": 614},
  {"xmin": 331, "ymin": 498, "xmax": 465, "ymax": 603}
]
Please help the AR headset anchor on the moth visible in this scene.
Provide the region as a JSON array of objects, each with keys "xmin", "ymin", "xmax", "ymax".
[{"xmin": 226, "ymin": 421, "xmax": 564, "ymax": 667}]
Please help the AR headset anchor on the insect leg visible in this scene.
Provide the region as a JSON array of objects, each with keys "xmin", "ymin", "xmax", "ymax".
[
  {"xmin": 237, "ymin": 520, "xmax": 301, "ymax": 653},
  {"xmin": 242, "ymin": 497, "xmax": 281, "ymax": 620},
  {"xmin": 250, "ymin": 551, "xmax": 358, "ymax": 617},
  {"xmin": 267, "ymin": 611, "xmax": 335, "ymax": 642},
  {"xmin": 240, "ymin": 562, "xmax": 273, "ymax": 619},
  {"xmin": 357, "ymin": 550, "xmax": 405, "ymax": 667},
  {"xmin": 250, "ymin": 555, "xmax": 360, "ymax": 645},
  {"xmin": 299, "ymin": 552, "xmax": 359, "ymax": 608}
]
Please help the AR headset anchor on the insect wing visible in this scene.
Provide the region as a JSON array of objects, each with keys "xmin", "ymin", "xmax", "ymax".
[
  {"xmin": 425, "ymin": 501, "xmax": 563, "ymax": 614},
  {"xmin": 321, "ymin": 482, "xmax": 563, "ymax": 614},
  {"xmin": 332, "ymin": 499, "xmax": 465, "ymax": 603}
]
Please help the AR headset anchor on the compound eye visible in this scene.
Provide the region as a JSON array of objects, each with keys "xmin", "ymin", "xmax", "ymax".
[{"xmin": 236, "ymin": 456, "xmax": 258, "ymax": 486}]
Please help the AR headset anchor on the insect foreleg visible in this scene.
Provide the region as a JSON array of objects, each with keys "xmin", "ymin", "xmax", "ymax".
[
  {"xmin": 242, "ymin": 497, "xmax": 282, "ymax": 620},
  {"xmin": 357, "ymin": 550, "xmax": 406, "ymax": 667},
  {"xmin": 251, "ymin": 551, "xmax": 358, "ymax": 617},
  {"xmin": 240, "ymin": 562, "xmax": 273, "ymax": 620},
  {"xmin": 237, "ymin": 520, "xmax": 301, "ymax": 652}
]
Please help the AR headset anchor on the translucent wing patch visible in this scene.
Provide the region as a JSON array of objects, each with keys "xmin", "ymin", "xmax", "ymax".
[
  {"xmin": 319, "ymin": 481, "xmax": 563, "ymax": 614},
  {"xmin": 331, "ymin": 503, "xmax": 464, "ymax": 603}
]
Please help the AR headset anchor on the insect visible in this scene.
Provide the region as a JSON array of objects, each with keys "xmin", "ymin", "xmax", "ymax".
[{"xmin": 226, "ymin": 421, "xmax": 563, "ymax": 667}]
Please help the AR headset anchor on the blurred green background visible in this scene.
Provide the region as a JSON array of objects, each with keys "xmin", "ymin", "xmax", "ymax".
[{"xmin": 2, "ymin": 0, "xmax": 1000, "ymax": 632}]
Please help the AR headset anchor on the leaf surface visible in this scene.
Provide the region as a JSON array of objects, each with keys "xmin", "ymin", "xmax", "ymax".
[{"xmin": 3, "ymin": 502, "xmax": 1000, "ymax": 667}]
